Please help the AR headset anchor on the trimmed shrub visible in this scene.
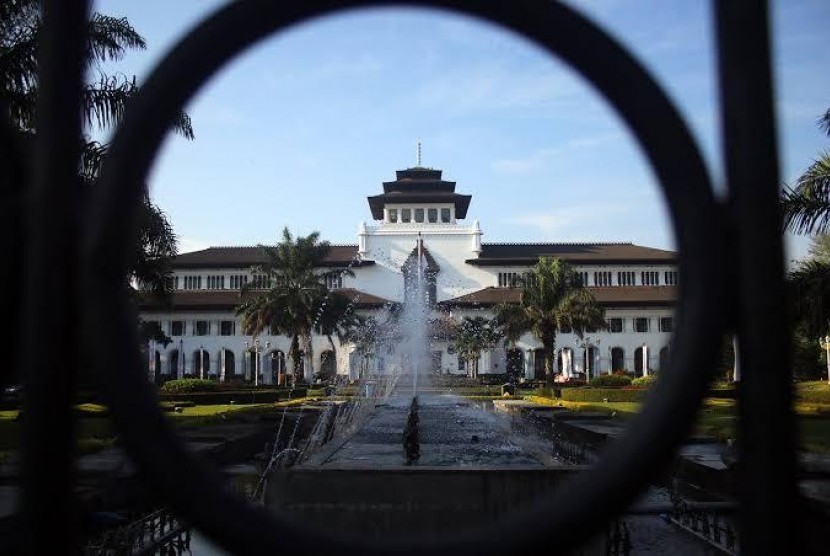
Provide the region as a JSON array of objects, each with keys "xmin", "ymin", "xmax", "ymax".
[
  {"xmin": 631, "ymin": 375, "xmax": 658, "ymax": 387},
  {"xmin": 797, "ymin": 384, "xmax": 830, "ymax": 405},
  {"xmin": 158, "ymin": 388, "xmax": 307, "ymax": 405},
  {"xmin": 160, "ymin": 379, "xmax": 220, "ymax": 393},
  {"xmin": 561, "ymin": 387, "xmax": 649, "ymax": 403},
  {"xmin": 589, "ymin": 374, "xmax": 633, "ymax": 388},
  {"xmin": 478, "ymin": 374, "xmax": 510, "ymax": 385}
]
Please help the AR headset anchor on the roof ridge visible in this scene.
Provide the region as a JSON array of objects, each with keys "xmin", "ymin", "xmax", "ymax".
[
  {"xmin": 482, "ymin": 241, "xmax": 635, "ymax": 246},
  {"xmin": 194, "ymin": 244, "xmax": 359, "ymax": 250}
]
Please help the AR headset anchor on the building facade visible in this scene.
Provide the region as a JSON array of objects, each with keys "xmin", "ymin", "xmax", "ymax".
[{"xmin": 139, "ymin": 166, "xmax": 677, "ymax": 384}]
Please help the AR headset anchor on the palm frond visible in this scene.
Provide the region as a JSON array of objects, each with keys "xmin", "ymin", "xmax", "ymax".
[
  {"xmin": 782, "ymin": 153, "xmax": 830, "ymax": 235},
  {"xmin": 86, "ymin": 13, "xmax": 146, "ymax": 64}
]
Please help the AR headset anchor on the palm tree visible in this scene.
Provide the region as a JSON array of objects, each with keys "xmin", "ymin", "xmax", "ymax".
[
  {"xmin": 235, "ymin": 228, "xmax": 353, "ymax": 383},
  {"xmin": 2, "ymin": 0, "xmax": 193, "ymax": 298},
  {"xmin": 494, "ymin": 257, "xmax": 606, "ymax": 387},
  {"xmin": 453, "ymin": 316, "xmax": 501, "ymax": 379},
  {"xmin": 782, "ymin": 108, "xmax": 830, "ymax": 235}
]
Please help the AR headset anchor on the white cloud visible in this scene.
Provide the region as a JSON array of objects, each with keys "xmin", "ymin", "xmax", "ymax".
[
  {"xmin": 178, "ymin": 237, "xmax": 212, "ymax": 254},
  {"xmin": 506, "ymin": 204, "xmax": 631, "ymax": 238},
  {"xmin": 491, "ymin": 147, "xmax": 560, "ymax": 175}
]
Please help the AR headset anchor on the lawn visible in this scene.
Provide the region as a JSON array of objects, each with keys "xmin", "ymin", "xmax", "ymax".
[
  {"xmin": 525, "ymin": 394, "xmax": 830, "ymax": 453},
  {"xmin": 0, "ymin": 398, "xmax": 321, "ymax": 461}
]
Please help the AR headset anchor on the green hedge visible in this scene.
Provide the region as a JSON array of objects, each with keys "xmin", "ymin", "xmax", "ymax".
[
  {"xmin": 160, "ymin": 379, "xmax": 221, "ymax": 393},
  {"xmin": 797, "ymin": 388, "xmax": 830, "ymax": 405},
  {"xmin": 589, "ymin": 375, "xmax": 633, "ymax": 387},
  {"xmin": 158, "ymin": 388, "xmax": 307, "ymax": 405},
  {"xmin": 561, "ymin": 387, "xmax": 649, "ymax": 403},
  {"xmin": 631, "ymin": 375, "xmax": 658, "ymax": 387}
]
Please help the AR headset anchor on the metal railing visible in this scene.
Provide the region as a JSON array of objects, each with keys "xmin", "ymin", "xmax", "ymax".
[{"xmin": 5, "ymin": 0, "xmax": 795, "ymax": 554}]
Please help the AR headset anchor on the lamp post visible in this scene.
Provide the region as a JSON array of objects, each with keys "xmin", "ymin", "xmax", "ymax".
[
  {"xmin": 820, "ymin": 336, "xmax": 830, "ymax": 383},
  {"xmin": 574, "ymin": 337, "xmax": 600, "ymax": 381},
  {"xmin": 245, "ymin": 339, "xmax": 270, "ymax": 386}
]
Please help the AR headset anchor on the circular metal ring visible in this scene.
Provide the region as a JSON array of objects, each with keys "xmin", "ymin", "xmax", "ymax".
[{"xmin": 82, "ymin": 1, "xmax": 728, "ymax": 554}]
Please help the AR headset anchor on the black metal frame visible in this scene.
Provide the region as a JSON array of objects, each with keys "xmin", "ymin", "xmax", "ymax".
[{"xmin": 6, "ymin": 0, "xmax": 795, "ymax": 554}]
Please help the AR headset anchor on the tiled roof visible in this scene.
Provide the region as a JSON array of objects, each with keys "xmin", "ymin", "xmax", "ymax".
[
  {"xmin": 138, "ymin": 288, "xmax": 394, "ymax": 311},
  {"xmin": 440, "ymin": 286, "xmax": 678, "ymax": 308},
  {"xmin": 467, "ymin": 243, "xmax": 676, "ymax": 265},
  {"xmin": 171, "ymin": 245, "xmax": 372, "ymax": 269}
]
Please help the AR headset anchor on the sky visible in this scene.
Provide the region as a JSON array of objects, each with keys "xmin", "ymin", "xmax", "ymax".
[{"xmin": 91, "ymin": 0, "xmax": 830, "ymax": 263}]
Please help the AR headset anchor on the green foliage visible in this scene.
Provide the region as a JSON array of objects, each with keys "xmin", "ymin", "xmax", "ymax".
[
  {"xmin": 589, "ymin": 374, "xmax": 633, "ymax": 387},
  {"xmin": 631, "ymin": 375, "xmax": 658, "ymax": 387},
  {"xmin": 494, "ymin": 257, "xmax": 605, "ymax": 387},
  {"xmin": 792, "ymin": 324, "xmax": 825, "ymax": 380},
  {"xmin": 236, "ymin": 227, "xmax": 353, "ymax": 376},
  {"xmin": 561, "ymin": 387, "xmax": 649, "ymax": 403},
  {"xmin": 158, "ymin": 388, "xmax": 307, "ymax": 405},
  {"xmin": 159, "ymin": 378, "xmax": 220, "ymax": 393},
  {"xmin": 453, "ymin": 317, "xmax": 501, "ymax": 378},
  {"xmin": 796, "ymin": 382, "xmax": 830, "ymax": 404}
]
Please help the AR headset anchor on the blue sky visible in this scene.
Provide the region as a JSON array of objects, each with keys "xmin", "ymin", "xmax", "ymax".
[{"xmin": 92, "ymin": 0, "xmax": 829, "ymax": 263}]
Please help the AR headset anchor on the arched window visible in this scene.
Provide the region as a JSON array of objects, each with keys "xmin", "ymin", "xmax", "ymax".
[
  {"xmin": 611, "ymin": 347, "xmax": 625, "ymax": 373},
  {"xmin": 222, "ymin": 349, "xmax": 235, "ymax": 381},
  {"xmin": 168, "ymin": 349, "xmax": 179, "ymax": 376}
]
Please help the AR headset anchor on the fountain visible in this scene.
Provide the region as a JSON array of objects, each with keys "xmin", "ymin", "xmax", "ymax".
[{"xmin": 251, "ymin": 237, "xmax": 588, "ymax": 540}]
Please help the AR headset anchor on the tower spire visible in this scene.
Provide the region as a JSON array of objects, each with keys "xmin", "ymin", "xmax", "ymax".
[{"xmin": 417, "ymin": 139, "xmax": 422, "ymax": 167}]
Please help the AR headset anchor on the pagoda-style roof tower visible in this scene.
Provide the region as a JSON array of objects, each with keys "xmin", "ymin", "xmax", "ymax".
[{"xmin": 366, "ymin": 167, "xmax": 472, "ymax": 221}]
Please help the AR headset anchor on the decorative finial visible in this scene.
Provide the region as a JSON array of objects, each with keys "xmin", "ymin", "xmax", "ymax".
[{"xmin": 417, "ymin": 139, "xmax": 422, "ymax": 167}]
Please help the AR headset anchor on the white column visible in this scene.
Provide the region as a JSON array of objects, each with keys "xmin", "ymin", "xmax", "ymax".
[
  {"xmin": 565, "ymin": 350, "xmax": 573, "ymax": 376},
  {"xmin": 525, "ymin": 349, "xmax": 534, "ymax": 380},
  {"xmin": 642, "ymin": 345, "xmax": 649, "ymax": 377},
  {"xmin": 219, "ymin": 350, "xmax": 225, "ymax": 382}
]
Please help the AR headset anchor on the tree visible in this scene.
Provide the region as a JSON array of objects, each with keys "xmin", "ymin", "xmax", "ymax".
[
  {"xmin": 782, "ymin": 108, "xmax": 830, "ymax": 235},
  {"xmin": 783, "ymin": 108, "xmax": 830, "ymax": 352},
  {"xmin": 235, "ymin": 228, "xmax": 352, "ymax": 383},
  {"xmin": 453, "ymin": 316, "xmax": 501, "ymax": 379},
  {"xmin": 1, "ymin": 0, "xmax": 193, "ymax": 297},
  {"xmin": 494, "ymin": 257, "xmax": 606, "ymax": 387},
  {"xmin": 338, "ymin": 314, "xmax": 379, "ymax": 379}
]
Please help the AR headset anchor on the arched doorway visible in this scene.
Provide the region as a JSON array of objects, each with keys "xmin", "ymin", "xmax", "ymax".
[
  {"xmin": 247, "ymin": 351, "xmax": 258, "ymax": 382},
  {"xmin": 222, "ymin": 349, "xmax": 235, "ymax": 381},
  {"xmin": 586, "ymin": 346, "xmax": 599, "ymax": 379},
  {"xmin": 506, "ymin": 348, "xmax": 523, "ymax": 380},
  {"xmin": 659, "ymin": 347, "xmax": 669, "ymax": 372},
  {"xmin": 168, "ymin": 349, "xmax": 180, "ymax": 378},
  {"xmin": 611, "ymin": 347, "xmax": 625, "ymax": 373},
  {"xmin": 271, "ymin": 350, "xmax": 286, "ymax": 385},
  {"xmin": 192, "ymin": 349, "xmax": 210, "ymax": 377},
  {"xmin": 153, "ymin": 350, "xmax": 162, "ymax": 383}
]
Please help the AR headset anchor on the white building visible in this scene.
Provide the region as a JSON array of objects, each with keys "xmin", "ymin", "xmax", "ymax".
[{"xmin": 139, "ymin": 166, "xmax": 677, "ymax": 384}]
